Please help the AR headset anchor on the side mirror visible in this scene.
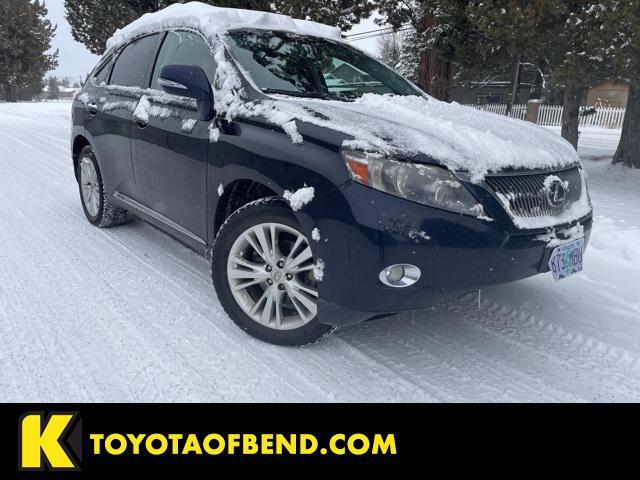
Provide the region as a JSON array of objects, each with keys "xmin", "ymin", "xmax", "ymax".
[{"xmin": 158, "ymin": 64, "xmax": 214, "ymax": 121}]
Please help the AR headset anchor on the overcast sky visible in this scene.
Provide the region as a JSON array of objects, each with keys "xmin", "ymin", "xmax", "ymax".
[
  {"xmin": 46, "ymin": 1, "xmax": 382, "ymax": 81},
  {"xmin": 47, "ymin": 0, "xmax": 100, "ymax": 81}
]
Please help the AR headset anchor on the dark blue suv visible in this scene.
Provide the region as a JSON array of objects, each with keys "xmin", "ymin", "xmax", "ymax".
[{"xmin": 71, "ymin": 6, "xmax": 593, "ymax": 345}]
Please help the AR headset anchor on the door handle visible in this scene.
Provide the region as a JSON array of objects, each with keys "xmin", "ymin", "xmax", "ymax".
[{"xmin": 86, "ymin": 103, "xmax": 98, "ymax": 115}]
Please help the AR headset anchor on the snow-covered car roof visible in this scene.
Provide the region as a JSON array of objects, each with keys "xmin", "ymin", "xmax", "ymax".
[{"xmin": 106, "ymin": 2, "xmax": 343, "ymax": 51}]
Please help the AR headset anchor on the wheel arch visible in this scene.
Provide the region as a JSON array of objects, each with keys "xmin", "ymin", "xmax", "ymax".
[{"xmin": 214, "ymin": 179, "xmax": 279, "ymax": 237}]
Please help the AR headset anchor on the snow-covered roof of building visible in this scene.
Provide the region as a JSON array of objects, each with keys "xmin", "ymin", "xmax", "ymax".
[
  {"xmin": 42, "ymin": 85, "xmax": 79, "ymax": 94},
  {"xmin": 106, "ymin": 2, "xmax": 343, "ymax": 51}
]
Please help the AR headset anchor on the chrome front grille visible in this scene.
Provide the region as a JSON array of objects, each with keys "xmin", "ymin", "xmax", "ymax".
[{"xmin": 484, "ymin": 167, "xmax": 583, "ymax": 219}]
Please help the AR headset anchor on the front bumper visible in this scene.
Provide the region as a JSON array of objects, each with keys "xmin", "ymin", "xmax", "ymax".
[{"xmin": 298, "ymin": 181, "xmax": 593, "ymax": 327}]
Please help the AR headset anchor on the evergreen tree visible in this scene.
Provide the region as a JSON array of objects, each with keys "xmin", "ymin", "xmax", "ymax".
[
  {"xmin": 376, "ymin": 1, "xmax": 480, "ymax": 101},
  {"xmin": 377, "ymin": 32, "xmax": 402, "ymax": 68},
  {"xmin": 16, "ymin": 76, "xmax": 45, "ymax": 101},
  {"xmin": 47, "ymin": 76, "xmax": 59, "ymax": 100},
  {"xmin": 0, "ymin": 0, "xmax": 58, "ymax": 102},
  {"xmin": 65, "ymin": 1, "xmax": 273, "ymax": 55},
  {"xmin": 65, "ymin": 0, "xmax": 370, "ymax": 55},
  {"xmin": 377, "ymin": 30, "xmax": 419, "ymax": 83},
  {"xmin": 464, "ymin": 1, "xmax": 563, "ymax": 115},
  {"xmin": 273, "ymin": 0, "xmax": 373, "ymax": 31},
  {"xmin": 543, "ymin": 2, "xmax": 609, "ymax": 149},
  {"xmin": 592, "ymin": 1, "xmax": 640, "ymax": 168}
]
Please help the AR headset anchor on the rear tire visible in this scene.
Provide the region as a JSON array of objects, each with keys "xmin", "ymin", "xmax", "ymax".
[
  {"xmin": 77, "ymin": 145, "xmax": 131, "ymax": 228},
  {"xmin": 212, "ymin": 197, "xmax": 334, "ymax": 346}
]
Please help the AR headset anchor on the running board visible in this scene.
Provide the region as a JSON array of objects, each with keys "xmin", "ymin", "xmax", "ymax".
[{"xmin": 113, "ymin": 191, "xmax": 206, "ymax": 246}]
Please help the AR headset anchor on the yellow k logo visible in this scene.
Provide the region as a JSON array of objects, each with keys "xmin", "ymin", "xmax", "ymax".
[{"xmin": 20, "ymin": 412, "xmax": 79, "ymax": 470}]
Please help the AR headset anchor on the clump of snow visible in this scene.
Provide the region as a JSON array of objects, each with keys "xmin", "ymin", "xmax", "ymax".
[
  {"xmin": 283, "ymin": 187, "xmax": 315, "ymax": 211},
  {"xmin": 209, "ymin": 125, "xmax": 221, "ymax": 142},
  {"xmin": 311, "ymin": 228, "xmax": 321, "ymax": 242},
  {"xmin": 181, "ymin": 119, "xmax": 198, "ymax": 134},
  {"xmin": 106, "ymin": 2, "xmax": 342, "ymax": 52},
  {"xmin": 408, "ymin": 230, "xmax": 431, "ymax": 243},
  {"xmin": 217, "ymin": 183, "xmax": 225, "ymax": 196},
  {"xmin": 76, "ymin": 92, "xmax": 90, "ymax": 105},
  {"xmin": 313, "ymin": 259, "xmax": 325, "ymax": 282},
  {"xmin": 132, "ymin": 95, "xmax": 177, "ymax": 122},
  {"xmin": 543, "ymin": 174, "xmax": 569, "ymax": 190},
  {"xmin": 132, "ymin": 95, "xmax": 151, "ymax": 123},
  {"xmin": 282, "ymin": 120, "xmax": 303, "ymax": 144},
  {"xmin": 103, "ymin": 100, "xmax": 137, "ymax": 113},
  {"xmin": 536, "ymin": 223, "xmax": 585, "ymax": 247},
  {"xmin": 471, "ymin": 204, "xmax": 493, "ymax": 222}
]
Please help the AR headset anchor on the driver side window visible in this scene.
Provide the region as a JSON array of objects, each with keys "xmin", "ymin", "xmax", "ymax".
[{"xmin": 151, "ymin": 31, "xmax": 217, "ymax": 90}]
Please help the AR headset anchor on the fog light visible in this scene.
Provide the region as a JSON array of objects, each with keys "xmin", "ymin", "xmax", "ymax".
[
  {"xmin": 386, "ymin": 265, "xmax": 405, "ymax": 283},
  {"xmin": 379, "ymin": 264, "xmax": 421, "ymax": 288}
]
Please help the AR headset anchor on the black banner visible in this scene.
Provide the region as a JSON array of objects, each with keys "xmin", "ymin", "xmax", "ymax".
[{"xmin": 2, "ymin": 404, "xmax": 637, "ymax": 476}]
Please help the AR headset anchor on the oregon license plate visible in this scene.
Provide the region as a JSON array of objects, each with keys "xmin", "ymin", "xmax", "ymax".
[{"xmin": 548, "ymin": 238, "xmax": 584, "ymax": 281}]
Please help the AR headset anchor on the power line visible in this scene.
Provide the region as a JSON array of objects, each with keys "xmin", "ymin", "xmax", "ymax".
[
  {"xmin": 344, "ymin": 24, "xmax": 413, "ymax": 40},
  {"xmin": 345, "ymin": 25, "xmax": 414, "ymax": 42}
]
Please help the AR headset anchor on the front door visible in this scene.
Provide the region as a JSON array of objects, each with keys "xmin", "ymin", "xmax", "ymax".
[{"xmin": 131, "ymin": 31, "xmax": 217, "ymax": 242}]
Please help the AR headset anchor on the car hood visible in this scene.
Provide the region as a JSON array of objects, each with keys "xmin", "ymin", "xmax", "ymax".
[{"xmin": 269, "ymin": 94, "xmax": 580, "ymax": 182}]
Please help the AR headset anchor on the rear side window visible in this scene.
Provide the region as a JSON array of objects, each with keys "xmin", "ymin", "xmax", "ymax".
[
  {"xmin": 93, "ymin": 56, "xmax": 114, "ymax": 84},
  {"xmin": 110, "ymin": 34, "xmax": 160, "ymax": 88},
  {"xmin": 150, "ymin": 31, "xmax": 216, "ymax": 90}
]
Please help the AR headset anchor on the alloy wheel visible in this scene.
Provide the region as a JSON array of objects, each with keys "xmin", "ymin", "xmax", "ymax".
[
  {"xmin": 227, "ymin": 222, "xmax": 318, "ymax": 330},
  {"xmin": 80, "ymin": 156, "xmax": 100, "ymax": 217}
]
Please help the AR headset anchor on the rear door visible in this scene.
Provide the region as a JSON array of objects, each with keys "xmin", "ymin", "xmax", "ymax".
[
  {"xmin": 96, "ymin": 34, "xmax": 161, "ymax": 201},
  {"xmin": 130, "ymin": 30, "xmax": 217, "ymax": 242}
]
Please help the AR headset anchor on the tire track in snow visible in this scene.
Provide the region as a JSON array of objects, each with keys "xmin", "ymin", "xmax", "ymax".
[
  {"xmin": 448, "ymin": 295, "xmax": 640, "ymax": 401},
  {"xmin": 0, "ymin": 163, "xmax": 311, "ymax": 402},
  {"xmin": 0, "ymin": 126, "xmax": 432, "ymax": 401},
  {"xmin": 3, "ymin": 105, "xmax": 640, "ymax": 402}
]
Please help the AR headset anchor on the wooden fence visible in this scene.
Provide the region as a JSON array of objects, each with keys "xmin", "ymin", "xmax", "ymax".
[{"xmin": 463, "ymin": 103, "xmax": 625, "ymax": 129}]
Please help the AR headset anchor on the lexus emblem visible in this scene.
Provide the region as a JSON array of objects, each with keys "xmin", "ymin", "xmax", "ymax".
[{"xmin": 546, "ymin": 179, "xmax": 568, "ymax": 208}]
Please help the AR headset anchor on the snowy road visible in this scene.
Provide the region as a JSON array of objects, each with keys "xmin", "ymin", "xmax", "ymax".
[{"xmin": 1, "ymin": 102, "xmax": 640, "ymax": 402}]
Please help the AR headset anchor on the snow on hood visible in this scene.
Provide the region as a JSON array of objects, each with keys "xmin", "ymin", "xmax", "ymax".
[
  {"xmin": 266, "ymin": 94, "xmax": 581, "ymax": 182},
  {"xmin": 106, "ymin": 2, "xmax": 342, "ymax": 52}
]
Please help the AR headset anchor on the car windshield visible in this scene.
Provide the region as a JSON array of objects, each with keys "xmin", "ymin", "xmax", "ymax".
[{"xmin": 224, "ymin": 29, "xmax": 420, "ymax": 101}]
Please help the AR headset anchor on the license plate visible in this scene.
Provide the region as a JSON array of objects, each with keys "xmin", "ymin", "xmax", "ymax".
[{"xmin": 548, "ymin": 238, "xmax": 584, "ymax": 281}]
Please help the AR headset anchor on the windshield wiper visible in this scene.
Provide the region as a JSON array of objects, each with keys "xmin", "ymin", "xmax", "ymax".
[{"xmin": 261, "ymin": 88, "xmax": 329, "ymax": 99}]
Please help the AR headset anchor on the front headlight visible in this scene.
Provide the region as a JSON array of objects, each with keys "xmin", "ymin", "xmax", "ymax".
[{"xmin": 341, "ymin": 149, "xmax": 489, "ymax": 218}]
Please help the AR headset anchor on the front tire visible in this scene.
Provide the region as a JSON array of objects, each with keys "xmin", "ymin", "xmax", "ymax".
[
  {"xmin": 77, "ymin": 146, "xmax": 130, "ymax": 228},
  {"xmin": 212, "ymin": 197, "xmax": 333, "ymax": 346}
]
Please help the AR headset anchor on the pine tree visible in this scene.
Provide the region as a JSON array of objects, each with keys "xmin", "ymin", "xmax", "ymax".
[
  {"xmin": 376, "ymin": 1, "xmax": 480, "ymax": 101},
  {"xmin": 464, "ymin": 1, "xmax": 565, "ymax": 115},
  {"xmin": 377, "ymin": 32, "xmax": 402, "ymax": 68},
  {"xmin": 65, "ymin": 1, "xmax": 273, "ymax": 55},
  {"xmin": 0, "ymin": 0, "xmax": 58, "ymax": 102},
  {"xmin": 47, "ymin": 76, "xmax": 59, "ymax": 100},
  {"xmin": 543, "ymin": 2, "xmax": 610, "ymax": 149},
  {"xmin": 65, "ymin": 0, "xmax": 371, "ymax": 56},
  {"xmin": 592, "ymin": 1, "xmax": 640, "ymax": 168},
  {"xmin": 15, "ymin": 76, "xmax": 45, "ymax": 101},
  {"xmin": 273, "ymin": 0, "xmax": 374, "ymax": 31}
]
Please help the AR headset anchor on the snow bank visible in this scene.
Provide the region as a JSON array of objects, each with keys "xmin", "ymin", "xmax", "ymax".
[
  {"xmin": 0, "ymin": 102, "xmax": 72, "ymax": 121},
  {"xmin": 106, "ymin": 2, "xmax": 342, "ymax": 51}
]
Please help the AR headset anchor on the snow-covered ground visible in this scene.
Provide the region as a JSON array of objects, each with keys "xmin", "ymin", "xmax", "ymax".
[{"xmin": 1, "ymin": 102, "xmax": 639, "ymax": 402}]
